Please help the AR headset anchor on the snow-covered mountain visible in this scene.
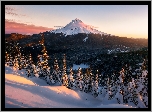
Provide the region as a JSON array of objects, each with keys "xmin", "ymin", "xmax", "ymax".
[{"xmin": 50, "ymin": 18, "xmax": 109, "ymax": 36}]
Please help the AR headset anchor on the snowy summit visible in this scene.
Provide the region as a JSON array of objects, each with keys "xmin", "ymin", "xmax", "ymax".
[{"xmin": 50, "ymin": 18, "xmax": 108, "ymax": 36}]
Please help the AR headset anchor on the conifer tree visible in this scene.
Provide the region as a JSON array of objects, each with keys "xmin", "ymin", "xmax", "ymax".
[
  {"xmin": 136, "ymin": 62, "xmax": 148, "ymax": 107},
  {"xmin": 61, "ymin": 54, "xmax": 68, "ymax": 87},
  {"xmin": 68, "ymin": 67, "xmax": 75, "ymax": 88},
  {"xmin": 37, "ymin": 44, "xmax": 50, "ymax": 79},
  {"xmin": 91, "ymin": 70, "xmax": 99, "ymax": 97},
  {"xmin": 5, "ymin": 51, "xmax": 9, "ymax": 66},
  {"xmin": 126, "ymin": 63, "xmax": 148, "ymax": 108},
  {"xmin": 14, "ymin": 55, "xmax": 19, "ymax": 70},
  {"xmin": 83, "ymin": 68, "xmax": 90, "ymax": 93},
  {"xmin": 79, "ymin": 73, "xmax": 84, "ymax": 91},
  {"xmin": 8, "ymin": 55, "xmax": 14, "ymax": 67},
  {"xmin": 75, "ymin": 66, "xmax": 83, "ymax": 90},
  {"xmin": 41, "ymin": 46, "xmax": 50, "ymax": 80},
  {"xmin": 98, "ymin": 72, "xmax": 103, "ymax": 86},
  {"xmin": 17, "ymin": 53, "xmax": 22, "ymax": 70},
  {"xmin": 109, "ymin": 72, "xmax": 117, "ymax": 99},
  {"xmin": 51, "ymin": 58, "xmax": 61, "ymax": 84},
  {"xmin": 37, "ymin": 55, "xmax": 43, "ymax": 77},
  {"xmin": 115, "ymin": 87, "xmax": 123, "ymax": 104},
  {"xmin": 114, "ymin": 68, "xmax": 126, "ymax": 104},
  {"xmin": 20, "ymin": 54, "xmax": 27, "ymax": 69},
  {"xmin": 131, "ymin": 86, "xmax": 146, "ymax": 108},
  {"xmin": 25, "ymin": 54, "xmax": 35, "ymax": 77},
  {"xmin": 36, "ymin": 33, "xmax": 50, "ymax": 79}
]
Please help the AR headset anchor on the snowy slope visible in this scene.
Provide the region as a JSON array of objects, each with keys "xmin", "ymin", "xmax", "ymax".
[
  {"xmin": 50, "ymin": 18, "xmax": 108, "ymax": 36},
  {"xmin": 5, "ymin": 65, "xmax": 136, "ymax": 108}
]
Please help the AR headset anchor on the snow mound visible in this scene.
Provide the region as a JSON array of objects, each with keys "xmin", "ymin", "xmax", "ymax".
[{"xmin": 5, "ymin": 74, "xmax": 35, "ymax": 86}]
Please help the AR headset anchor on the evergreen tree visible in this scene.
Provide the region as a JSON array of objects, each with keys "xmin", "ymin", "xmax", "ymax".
[
  {"xmin": 36, "ymin": 33, "xmax": 50, "ymax": 79},
  {"xmin": 68, "ymin": 67, "xmax": 75, "ymax": 89},
  {"xmin": 98, "ymin": 72, "xmax": 103, "ymax": 86},
  {"xmin": 61, "ymin": 54, "xmax": 68, "ymax": 87},
  {"xmin": 14, "ymin": 55, "xmax": 19, "ymax": 70},
  {"xmin": 127, "ymin": 66, "xmax": 148, "ymax": 108},
  {"xmin": 75, "ymin": 66, "xmax": 83, "ymax": 90},
  {"xmin": 83, "ymin": 68, "xmax": 90, "ymax": 93},
  {"xmin": 119, "ymin": 68, "xmax": 125, "ymax": 85},
  {"xmin": 25, "ymin": 54, "xmax": 35, "ymax": 77},
  {"xmin": 123, "ymin": 64, "xmax": 132, "ymax": 86},
  {"xmin": 51, "ymin": 58, "xmax": 62, "ymax": 84},
  {"xmin": 111, "ymin": 72, "xmax": 116, "ymax": 86},
  {"xmin": 17, "ymin": 53, "xmax": 22, "ymax": 70},
  {"xmin": 104, "ymin": 88, "xmax": 112, "ymax": 101},
  {"xmin": 131, "ymin": 87, "xmax": 146, "ymax": 108},
  {"xmin": 79, "ymin": 73, "xmax": 84, "ymax": 91},
  {"xmin": 115, "ymin": 87, "xmax": 123, "ymax": 104},
  {"xmin": 136, "ymin": 66, "xmax": 148, "ymax": 107},
  {"xmin": 42, "ymin": 47, "xmax": 50, "ymax": 80},
  {"xmin": 37, "ymin": 45, "xmax": 50, "ymax": 79},
  {"xmin": 142, "ymin": 59, "xmax": 147, "ymax": 70},
  {"xmin": 5, "ymin": 51, "xmax": 9, "ymax": 66},
  {"xmin": 109, "ymin": 72, "xmax": 118, "ymax": 99},
  {"xmin": 91, "ymin": 70, "xmax": 99, "ymax": 97},
  {"xmin": 8, "ymin": 55, "xmax": 14, "ymax": 67},
  {"xmin": 142, "ymin": 87, "xmax": 148, "ymax": 107},
  {"xmin": 37, "ymin": 55, "xmax": 43, "ymax": 77},
  {"xmin": 20, "ymin": 54, "xmax": 27, "ymax": 69},
  {"xmin": 114, "ymin": 68, "xmax": 126, "ymax": 104},
  {"xmin": 101, "ymin": 85, "xmax": 108, "ymax": 98},
  {"xmin": 88, "ymin": 68, "xmax": 94, "ymax": 92}
]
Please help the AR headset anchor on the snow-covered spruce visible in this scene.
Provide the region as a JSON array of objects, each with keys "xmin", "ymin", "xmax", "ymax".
[
  {"xmin": 91, "ymin": 72, "xmax": 99, "ymax": 98},
  {"xmin": 25, "ymin": 54, "xmax": 35, "ymax": 77},
  {"xmin": 68, "ymin": 67, "xmax": 75, "ymax": 89},
  {"xmin": 61, "ymin": 54, "xmax": 69, "ymax": 87}
]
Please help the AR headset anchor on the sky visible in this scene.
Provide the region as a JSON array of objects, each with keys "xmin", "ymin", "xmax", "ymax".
[{"xmin": 5, "ymin": 5, "xmax": 148, "ymax": 38}]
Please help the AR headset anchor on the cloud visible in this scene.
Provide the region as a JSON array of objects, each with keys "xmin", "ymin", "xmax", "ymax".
[
  {"xmin": 5, "ymin": 6, "xmax": 16, "ymax": 11},
  {"xmin": 5, "ymin": 19, "xmax": 54, "ymax": 34},
  {"xmin": 5, "ymin": 11, "xmax": 18, "ymax": 16},
  {"xmin": 5, "ymin": 5, "xmax": 27, "ymax": 17}
]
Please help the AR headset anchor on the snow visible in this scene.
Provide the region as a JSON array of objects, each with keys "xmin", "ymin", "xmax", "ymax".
[
  {"xmin": 5, "ymin": 74, "xmax": 35, "ymax": 86},
  {"xmin": 5, "ymin": 65, "xmax": 136, "ymax": 108},
  {"xmin": 50, "ymin": 18, "xmax": 108, "ymax": 36},
  {"xmin": 72, "ymin": 64, "xmax": 89, "ymax": 70},
  {"xmin": 83, "ymin": 37, "xmax": 88, "ymax": 42},
  {"xmin": 136, "ymin": 63, "xmax": 143, "ymax": 66}
]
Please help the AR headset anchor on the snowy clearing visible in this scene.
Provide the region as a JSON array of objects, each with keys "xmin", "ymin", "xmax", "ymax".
[{"xmin": 5, "ymin": 65, "xmax": 135, "ymax": 108}]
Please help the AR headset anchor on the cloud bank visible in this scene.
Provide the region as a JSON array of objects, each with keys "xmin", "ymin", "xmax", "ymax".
[{"xmin": 5, "ymin": 19, "xmax": 54, "ymax": 35}]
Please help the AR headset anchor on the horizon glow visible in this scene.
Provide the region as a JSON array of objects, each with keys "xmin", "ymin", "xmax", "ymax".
[{"xmin": 5, "ymin": 5, "xmax": 148, "ymax": 39}]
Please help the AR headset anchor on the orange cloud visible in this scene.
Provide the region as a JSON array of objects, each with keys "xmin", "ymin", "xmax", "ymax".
[{"xmin": 5, "ymin": 19, "xmax": 54, "ymax": 34}]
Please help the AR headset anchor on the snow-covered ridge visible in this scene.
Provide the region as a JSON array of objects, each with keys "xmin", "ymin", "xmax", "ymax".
[{"xmin": 50, "ymin": 18, "xmax": 109, "ymax": 36}]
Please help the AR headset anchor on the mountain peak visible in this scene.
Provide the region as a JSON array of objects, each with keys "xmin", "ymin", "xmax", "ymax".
[
  {"xmin": 72, "ymin": 18, "xmax": 82, "ymax": 23},
  {"xmin": 50, "ymin": 19, "xmax": 109, "ymax": 36}
]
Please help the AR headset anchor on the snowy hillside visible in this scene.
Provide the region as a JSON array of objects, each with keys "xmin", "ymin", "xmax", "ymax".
[
  {"xmin": 5, "ymin": 65, "xmax": 136, "ymax": 108},
  {"xmin": 50, "ymin": 18, "xmax": 108, "ymax": 36}
]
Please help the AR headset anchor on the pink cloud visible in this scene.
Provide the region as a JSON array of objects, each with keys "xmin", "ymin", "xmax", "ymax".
[{"xmin": 5, "ymin": 19, "xmax": 54, "ymax": 34}]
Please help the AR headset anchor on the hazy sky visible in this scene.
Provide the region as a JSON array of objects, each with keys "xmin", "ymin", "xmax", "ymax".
[{"xmin": 5, "ymin": 5, "xmax": 148, "ymax": 38}]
